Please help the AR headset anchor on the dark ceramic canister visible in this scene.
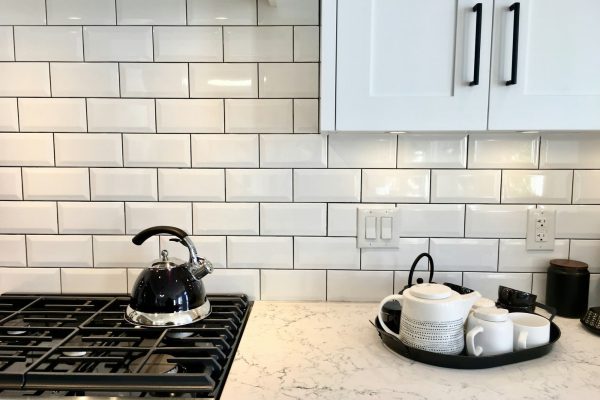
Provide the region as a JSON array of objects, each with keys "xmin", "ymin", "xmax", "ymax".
[{"xmin": 546, "ymin": 259, "xmax": 590, "ymax": 318}]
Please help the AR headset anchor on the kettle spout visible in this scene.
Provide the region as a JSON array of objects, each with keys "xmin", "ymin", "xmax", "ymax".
[
  {"xmin": 459, "ymin": 290, "xmax": 482, "ymax": 321},
  {"xmin": 189, "ymin": 257, "xmax": 214, "ymax": 280}
]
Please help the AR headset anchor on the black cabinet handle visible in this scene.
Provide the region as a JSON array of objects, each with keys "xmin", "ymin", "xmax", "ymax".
[
  {"xmin": 469, "ymin": 3, "xmax": 483, "ymax": 86},
  {"xmin": 506, "ymin": 2, "xmax": 520, "ymax": 86}
]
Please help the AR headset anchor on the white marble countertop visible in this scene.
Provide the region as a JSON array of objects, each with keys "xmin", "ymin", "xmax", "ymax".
[{"xmin": 221, "ymin": 302, "xmax": 600, "ymax": 400}]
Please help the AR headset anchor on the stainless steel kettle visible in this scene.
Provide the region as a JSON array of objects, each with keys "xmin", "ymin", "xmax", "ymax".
[{"xmin": 125, "ymin": 226, "xmax": 214, "ymax": 327}]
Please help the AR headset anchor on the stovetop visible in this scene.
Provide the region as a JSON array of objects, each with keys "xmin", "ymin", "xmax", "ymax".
[{"xmin": 0, "ymin": 294, "xmax": 252, "ymax": 399}]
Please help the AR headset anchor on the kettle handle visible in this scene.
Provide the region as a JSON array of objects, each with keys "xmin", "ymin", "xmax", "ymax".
[
  {"xmin": 132, "ymin": 226, "xmax": 189, "ymax": 245},
  {"xmin": 407, "ymin": 253, "xmax": 435, "ymax": 287}
]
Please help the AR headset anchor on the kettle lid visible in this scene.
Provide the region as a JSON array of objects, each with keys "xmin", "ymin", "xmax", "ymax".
[
  {"xmin": 151, "ymin": 250, "xmax": 184, "ymax": 269},
  {"xmin": 411, "ymin": 283, "xmax": 453, "ymax": 300},
  {"xmin": 474, "ymin": 307, "xmax": 509, "ymax": 322}
]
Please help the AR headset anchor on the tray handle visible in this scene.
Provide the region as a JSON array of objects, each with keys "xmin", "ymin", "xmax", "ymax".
[{"xmin": 535, "ymin": 302, "xmax": 557, "ymax": 322}]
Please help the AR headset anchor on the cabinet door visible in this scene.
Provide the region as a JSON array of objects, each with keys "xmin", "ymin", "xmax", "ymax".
[
  {"xmin": 335, "ymin": 0, "xmax": 493, "ymax": 131},
  {"xmin": 489, "ymin": 0, "xmax": 600, "ymax": 130}
]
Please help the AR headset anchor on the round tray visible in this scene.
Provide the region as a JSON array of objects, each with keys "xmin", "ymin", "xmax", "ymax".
[{"xmin": 373, "ymin": 315, "xmax": 561, "ymax": 369}]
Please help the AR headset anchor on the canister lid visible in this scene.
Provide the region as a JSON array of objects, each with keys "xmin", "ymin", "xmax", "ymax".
[{"xmin": 549, "ymin": 259, "xmax": 588, "ymax": 271}]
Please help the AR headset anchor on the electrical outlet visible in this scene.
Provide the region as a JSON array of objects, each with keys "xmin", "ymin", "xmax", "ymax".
[
  {"xmin": 526, "ymin": 209, "xmax": 556, "ymax": 250},
  {"xmin": 357, "ymin": 209, "xmax": 400, "ymax": 248}
]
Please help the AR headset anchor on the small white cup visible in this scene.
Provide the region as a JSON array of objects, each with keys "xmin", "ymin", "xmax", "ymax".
[
  {"xmin": 465, "ymin": 308, "xmax": 513, "ymax": 356},
  {"xmin": 508, "ymin": 312, "xmax": 550, "ymax": 350}
]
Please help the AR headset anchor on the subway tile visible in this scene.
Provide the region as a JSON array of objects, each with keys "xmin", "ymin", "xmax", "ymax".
[
  {"xmin": 362, "ymin": 169, "xmax": 430, "ymax": 203},
  {"xmin": 570, "ymin": 240, "xmax": 600, "ymax": 273},
  {"xmin": 0, "ymin": 268, "xmax": 60, "ymax": 294},
  {"xmin": 192, "ymin": 134, "xmax": 258, "ymax": 168},
  {"xmin": 531, "ymin": 273, "xmax": 547, "ymax": 303},
  {"xmin": 159, "ymin": 236, "xmax": 226, "ymax": 268},
  {"xmin": 0, "ymin": 202, "xmax": 57, "ymax": 234},
  {"xmin": 573, "ymin": 170, "xmax": 600, "ymax": 204},
  {"xmin": 394, "ymin": 271, "xmax": 462, "ymax": 293},
  {"xmin": 27, "ymin": 235, "xmax": 92, "ymax": 268},
  {"xmin": 123, "ymin": 134, "xmax": 190, "ymax": 167},
  {"xmin": 0, "ymin": 98, "xmax": 18, "ymax": 131},
  {"xmin": 468, "ymin": 133, "xmax": 539, "ymax": 169},
  {"xmin": 203, "ymin": 269, "xmax": 260, "ymax": 300},
  {"xmin": 47, "ymin": 0, "xmax": 116, "ymax": 25},
  {"xmin": 0, "ymin": 27, "xmax": 14, "ymax": 61},
  {"xmin": 120, "ymin": 63, "xmax": 188, "ymax": 98},
  {"xmin": 193, "ymin": 203, "xmax": 258, "ymax": 235},
  {"xmin": 187, "ymin": 0, "xmax": 256, "ymax": 25},
  {"xmin": 498, "ymin": 239, "xmax": 569, "ymax": 272},
  {"xmin": 463, "ymin": 273, "xmax": 532, "ymax": 300},
  {"xmin": 54, "ymin": 133, "xmax": 122, "ymax": 167},
  {"xmin": 259, "ymin": 63, "xmax": 318, "ymax": 98},
  {"xmin": 224, "ymin": 27, "xmax": 292, "ymax": 62},
  {"xmin": 327, "ymin": 271, "xmax": 393, "ymax": 302},
  {"xmin": 541, "ymin": 205, "xmax": 600, "ymax": 239},
  {"xmin": 397, "ymin": 133, "xmax": 467, "ymax": 168},
  {"xmin": 0, "ymin": 63, "xmax": 50, "ymax": 97},
  {"xmin": 294, "ymin": 169, "xmax": 361, "ymax": 202},
  {"xmin": 361, "ymin": 238, "xmax": 429, "ymax": 270},
  {"xmin": 84, "ymin": 27, "xmax": 152, "ymax": 62},
  {"xmin": 225, "ymin": 99, "xmax": 292, "ymax": 133},
  {"xmin": 260, "ymin": 203, "xmax": 326, "ymax": 236},
  {"xmin": 0, "ymin": 235, "xmax": 26, "ymax": 267},
  {"xmin": 293, "ymin": 99, "xmax": 318, "ymax": 133},
  {"xmin": 190, "ymin": 63, "xmax": 256, "ymax": 98},
  {"xmin": 465, "ymin": 205, "xmax": 533, "ymax": 238},
  {"xmin": 260, "ymin": 134, "xmax": 326, "ymax": 168},
  {"xmin": 431, "ymin": 170, "xmax": 501, "ymax": 203},
  {"xmin": 0, "ymin": 168, "xmax": 22, "ymax": 200},
  {"xmin": 226, "ymin": 169, "xmax": 292, "ymax": 202},
  {"xmin": 94, "ymin": 235, "xmax": 157, "ymax": 267},
  {"xmin": 294, "ymin": 237, "xmax": 359, "ymax": 270},
  {"xmin": 125, "ymin": 202, "xmax": 192, "ymax": 235},
  {"xmin": 0, "ymin": 133, "xmax": 54, "ymax": 166},
  {"xmin": 58, "ymin": 202, "xmax": 125, "ymax": 234},
  {"xmin": 117, "ymin": 0, "xmax": 185, "ymax": 25},
  {"xmin": 258, "ymin": 0, "xmax": 319, "ymax": 25},
  {"xmin": 590, "ymin": 274, "xmax": 600, "ymax": 310},
  {"xmin": 23, "ymin": 168, "xmax": 89, "ymax": 200},
  {"xmin": 154, "ymin": 27, "xmax": 222, "ymax": 62},
  {"xmin": 50, "ymin": 63, "xmax": 119, "ymax": 97},
  {"xmin": 62, "ymin": 268, "xmax": 127, "ymax": 294},
  {"xmin": 294, "ymin": 26, "xmax": 319, "ymax": 62},
  {"xmin": 501, "ymin": 170, "xmax": 573, "ymax": 204},
  {"xmin": 127, "ymin": 268, "xmax": 143, "ymax": 293},
  {"xmin": 158, "ymin": 169, "xmax": 225, "ymax": 202},
  {"xmin": 156, "ymin": 99, "xmax": 224, "ymax": 133},
  {"xmin": 329, "ymin": 134, "xmax": 397, "ymax": 168},
  {"xmin": 261, "ymin": 270, "xmax": 326, "ymax": 301},
  {"xmin": 19, "ymin": 98, "xmax": 86, "ymax": 132},
  {"xmin": 87, "ymin": 99, "xmax": 155, "ymax": 132},
  {"xmin": 540, "ymin": 132, "xmax": 600, "ymax": 169},
  {"xmin": 14, "ymin": 27, "xmax": 83, "ymax": 61},
  {"xmin": 0, "ymin": 0, "xmax": 46, "ymax": 25},
  {"xmin": 91, "ymin": 168, "xmax": 157, "ymax": 201},
  {"xmin": 430, "ymin": 238, "xmax": 498, "ymax": 271},
  {"xmin": 227, "ymin": 236, "xmax": 293, "ymax": 269},
  {"xmin": 397, "ymin": 204, "xmax": 465, "ymax": 237},
  {"xmin": 327, "ymin": 204, "xmax": 396, "ymax": 237}
]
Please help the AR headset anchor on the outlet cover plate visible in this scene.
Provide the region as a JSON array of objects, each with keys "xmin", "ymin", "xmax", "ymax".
[
  {"xmin": 526, "ymin": 209, "xmax": 556, "ymax": 251},
  {"xmin": 357, "ymin": 209, "xmax": 400, "ymax": 248}
]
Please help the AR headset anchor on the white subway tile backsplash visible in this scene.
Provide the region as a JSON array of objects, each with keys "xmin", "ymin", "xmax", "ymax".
[
  {"xmin": 120, "ymin": 63, "xmax": 188, "ymax": 98},
  {"xmin": 465, "ymin": 205, "xmax": 533, "ymax": 238},
  {"xmin": 187, "ymin": 0, "xmax": 256, "ymax": 25},
  {"xmin": 62, "ymin": 268, "xmax": 127, "ymax": 294},
  {"xmin": 0, "ymin": 133, "xmax": 54, "ymax": 166},
  {"xmin": 0, "ymin": 235, "xmax": 26, "ymax": 267},
  {"xmin": 226, "ymin": 169, "xmax": 292, "ymax": 202},
  {"xmin": 225, "ymin": 99, "xmax": 292, "ymax": 133},
  {"xmin": 431, "ymin": 170, "xmax": 501, "ymax": 203},
  {"xmin": 258, "ymin": 0, "xmax": 319, "ymax": 25},
  {"xmin": 498, "ymin": 239, "xmax": 569, "ymax": 272},
  {"xmin": 192, "ymin": 134, "xmax": 258, "ymax": 168},
  {"xmin": 0, "ymin": 27, "xmax": 13, "ymax": 61},
  {"xmin": 27, "ymin": 235, "xmax": 92, "ymax": 268},
  {"xmin": 501, "ymin": 170, "xmax": 573, "ymax": 204},
  {"xmin": 47, "ymin": 0, "xmax": 116, "ymax": 25},
  {"xmin": 227, "ymin": 236, "xmax": 292, "ymax": 269},
  {"xmin": 259, "ymin": 63, "xmax": 318, "ymax": 98},
  {"xmin": 294, "ymin": 237, "xmax": 359, "ymax": 270},
  {"xmin": 0, "ymin": 63, "xmax": 50, "ymax": 97},
  {"xmin": 125, "ymin": 202, "xmax": 192, "ymax": 234},
  {"xmin": 87, "ymin": 99, "xmax": 155, "ymax": 133},
  {"xmin": 260, "ymin": 203, "xmax": 326, "ymax": 236},
  {"xmin": 14, "ymin": 27, "xmax": 83, "ymax": 61},
  {"xmin": 0, "ymin": 168, "xmax": 22, "ymax": 200},
  {"xmin": 23, "ymin": 168, "xmax": 89, "ymax": 200},
  {"xmin": 50, "ymin": 63, "xmax": 119, "ymax": 97},
  {"xmin": 294, "ymin": 26, "xmax": 319, "ymax": 62},
  {"xmin": 58, "ymin": 202, "xmax": 125, "ymax": 234},
  {"xmin": 94, "ymin": 235, "xmax": 157, "ymax": 268},
  {"xmin": 463, "ymin": 273, "xmax": 532, "ymax": 300},
  {"xmin": 327, "ymin": 204, "xmax": 396, "ymax": 237},
  {"xmin": 0, "ymin": 268, "xmax": 60, "ymax": 294},
  {"xmin": 0, "ymin": 99, "xmax": 17, "ymax": 131},
  {"xmin": 224, "ymin": 27, "xmax": 292, "ymax": 62},
  {"xmin": 570, "ymin": 240, "xmax": 600, "ymax": 273},
  {"xmin": 294, "ymin": 169, "xmax": 361, "ymax": 202},
  {"xmin": 394, "ymin": 271, "xmax": 462, "ymax": 292},
  {"xmin": 157, "ymin": 99, "xmax": 224, "ymax": 133},
  {"xmin": 54, "ymin": 133, "xmax": 122, "ymax": 167},
  {"xmin": 397, "ymin": 133, "xmax": 467, "ymax": 168},
  {"xmin": 0, "ymin": 202, "xmax": 57, "ymax": 234},
  {"xmin": 361, "ymin": 238, "xmax": 429, "ymax": 270},
  {"xmin": 203, "ymin": 269, "xmax": 260, "ymax": 300},
  {"xmin": 261, "ymin": 270, "xmax": 326, "ymax": 301},
  {"xmin": 260, "ymin": 134, "xmax": 326, "ymax": 168},
  {"xmin": 193, "ymin": 203, "xmax": 258, "ymax": 235},
  {"xmin": 362, "ymin": 169, "xmax": 430, "ymax": 203},
  {"xmin": 590, "ymin": 275, "xmax": 600, "ymax": 307},
  {"xmin": 158, "ymin": 169, "xmax": 225, "ymax": 202},
  {"xmin": 190, "ymin": 63, "xmax": 256, "ymax": 98},
  {"xmin": 83, "ymin": 27, "xmax": 152, "ymax": 62},
  {"xmin": 293, "ymin": 99, "xmax": 319, "ymax": 133},
  {"xmin": 329, "ymin": 134, "xmax": 397, "ymax": 168},
  {"xmin": 541, "ymin": 205, "xmax": 600, "ymax": 239},
  {"xmin": 19, "ymin": 98, "xmax": 86, "ymax": 132},
  {"xmin": 154, "ymin": 27, "xmax": 222, "ymax": 62},
  {"xmin": 468, "ymin": 133, "xmax": 539, "ymax": 169},
  {"xmin": 430, "ymin": 238, "xmax": 498, "ymax": 271},
  {"xmin": 397, "ymin": 204, "xmax": 465, "ymax": 237},
  {"xmin": 117, "ymin": 0, "xmax": 185, "ymax": 25},
  {"xmin": 540, "ymin": 133, "xmax": 600, "ymax": 169},
  {"xmin": 531, "ymin": 273, "xmax": 547, "ymax": 303},
  {"xmin": 91, "ymin": 168, "xmax": 157, "ymax": 201},
  {"xmin": 160, "ymin": 236, "xmax": 226, "ymax": 268},
  {"xmin": 123, "ymin": 134, "xmax": 190, "ymax": 167},
  {"xmin": 0, "ymin": 0, "xmax": 46, "ymax": 25},
  {"xmin": 573, "ymin": 170, "xmax": 600, "ymax": 204},
  {"xmin": 327, "ymin": 271, "xmax": 393, "ymax": 302}
]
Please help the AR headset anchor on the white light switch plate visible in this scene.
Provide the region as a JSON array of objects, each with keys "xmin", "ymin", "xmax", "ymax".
[
  {"xmin": 526, "ymin": 209, "xmax": 556, "ymax": 250},
  {"xmin": 357, "ymin": 209, "xmax": 400, "ymax": 248}
]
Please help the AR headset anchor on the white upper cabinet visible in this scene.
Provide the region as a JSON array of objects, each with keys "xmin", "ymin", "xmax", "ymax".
[
  {"xmin": 489, "ymin": 0, "xmax": 600, "ymax": 130},
  {"xmin": 322, "ymin": 0, "xmax": 493, "ymax": 132}
]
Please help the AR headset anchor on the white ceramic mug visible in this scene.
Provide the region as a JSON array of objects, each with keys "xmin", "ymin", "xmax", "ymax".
[
  {"xmin": 465, "ymin": 308, "xmax": 513, "ymax": 356},
  {"xmin": 508, "ymin": 312, "xmax": 550, "ymax": 350}
]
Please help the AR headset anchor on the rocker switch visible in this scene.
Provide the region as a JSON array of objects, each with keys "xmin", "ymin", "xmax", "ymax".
[
  {"xmin": 365, "ymin": 216, "xmax": 377, "ymax": 239},
  {"xmin": 381, "ymin": 217, "xmax": 393, "ymax": 240}
]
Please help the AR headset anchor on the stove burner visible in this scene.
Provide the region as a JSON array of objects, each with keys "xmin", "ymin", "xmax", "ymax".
[
  {"xmin": 4, "ymin": 318, "xmax": 29, "ymax": 335},
  {"xmin": 62, "ymin": 337, "xmax": 88, "ymax": 357},
  {"xmin": 166, "ymin": 330, "xmax": 194, "ymax": 339},
  {"xmin": 129, "ymin": 354, "xmax": 178, "ymax": 374}
]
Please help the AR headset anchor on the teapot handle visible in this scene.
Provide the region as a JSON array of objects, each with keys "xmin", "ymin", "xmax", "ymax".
[{"xmin": 407, "ymin": 253, "xmax": 435, "ymax": 288}]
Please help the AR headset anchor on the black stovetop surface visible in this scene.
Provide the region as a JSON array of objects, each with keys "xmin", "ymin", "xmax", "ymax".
[{"xmin": 0, "ymin": 294, "xmax": 252, "ymax": 399}]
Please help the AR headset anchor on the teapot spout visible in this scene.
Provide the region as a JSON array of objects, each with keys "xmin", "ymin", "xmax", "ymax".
[
  {"xmin": 459, "ymin": 290, "xmax": 482, "ymax": 321},
  {"xmin": 189, "ymin": 257, "xmax": 214, "ymax": 280}
]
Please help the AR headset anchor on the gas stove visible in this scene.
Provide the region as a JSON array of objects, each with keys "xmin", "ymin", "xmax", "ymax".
[{"xmin": 0, "ymin": 294, "xmax": 252, "ymax": 399}]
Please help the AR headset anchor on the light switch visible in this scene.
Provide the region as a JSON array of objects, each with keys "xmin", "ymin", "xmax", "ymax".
[
  {"xmin": 381, "ymin": 217, "xmax": 392, "ymax": 239},
  {"xmin": 357, "ymin": 208, "xmax": 400, "ymax": 249},
  {"xmin": 365, "ymin": 216, "xmax": 377, "ymax": 239}
]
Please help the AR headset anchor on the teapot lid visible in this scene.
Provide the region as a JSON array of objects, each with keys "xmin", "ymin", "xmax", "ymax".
[
  {"xmin": 151, "ymin": 250, "xmax": 184, "ymax": 269},
  {"xmin": 474, "ymin": 307, "xmax": 509, "ymax": 322},
  {"xmin": 411, "ymin": 283, "xmax": 453, "ymax": 300}
]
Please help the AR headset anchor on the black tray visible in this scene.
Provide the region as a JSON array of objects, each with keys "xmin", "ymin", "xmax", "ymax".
[{"xmin": 373, "ymin": 315, "xmax": 561, "ymax": 369}]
